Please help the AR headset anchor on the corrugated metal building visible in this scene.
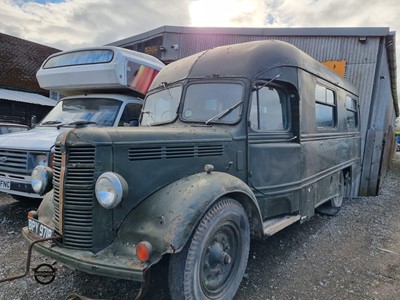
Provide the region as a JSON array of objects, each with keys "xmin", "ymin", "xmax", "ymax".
[
  {"xmin": 0, "ymin": 88, "xmax": 57, "ymax": 125},
  {"xmin": 109, "ymin": 26, "xmax": 398, "ymax": 196},
  {"xmin": 0, "ymin": 33, "xmax": 60, "ymax": 125}
]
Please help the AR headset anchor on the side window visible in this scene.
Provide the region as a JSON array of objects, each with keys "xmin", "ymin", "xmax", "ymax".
[
  {"xmin": 250, "ymin": 85, "xmax": 289, "ymax": 131},
  {"xmin": 119, "ymin": 103, "xmax": 142, "ymax": 126},
  {"xmin": 345, "ymin": 96, "xmax": 358, "ymax": 128},
  {"xmin": 315, "ymin": 84, "xmax": 336, "ymax": 128}
]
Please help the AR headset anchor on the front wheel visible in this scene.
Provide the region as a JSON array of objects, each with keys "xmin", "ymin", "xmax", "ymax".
[{"xmin": 168, "ymin": 197, "xmax": 250, "ymax": 300}]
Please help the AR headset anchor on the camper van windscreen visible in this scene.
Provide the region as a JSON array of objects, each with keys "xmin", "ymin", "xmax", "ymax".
[{"xmin": 43, "ymin": 49, "xmax": 114, "ymax": 69}]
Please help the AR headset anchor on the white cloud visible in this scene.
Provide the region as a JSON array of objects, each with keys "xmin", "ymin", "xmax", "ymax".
[
  {"xmin": 0, "ymin": 0, "xmax": 192, "ymax": 49},
  {"xmin": 265, "ymin": 0, "xmax": 399, "ymax": 28},
  {"xmin": 189, "ymin": 0, "xmax": 267, "ymax": 27},
  {"xmin": 0, "ymin": 0, "xmax": 398, "ymax": 111},
  {"xmin": 0, "ymin": 0, "xmax": 399, "ymax": 77}
]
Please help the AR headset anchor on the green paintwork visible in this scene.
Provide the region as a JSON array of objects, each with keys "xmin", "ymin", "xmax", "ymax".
[{"xmin": 22, "ymin": 40, "xmax": 361, "ymax": 285}]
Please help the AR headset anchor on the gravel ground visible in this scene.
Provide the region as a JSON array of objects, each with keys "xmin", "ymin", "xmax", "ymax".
[{"xmin": 1, "ymin": 153, "xmax": 399, "ymax": 300}]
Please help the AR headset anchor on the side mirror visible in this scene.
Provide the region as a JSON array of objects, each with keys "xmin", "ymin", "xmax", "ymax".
[{"xmin": 31, "ymin": 115, "xmax": 37, "ymax": 128}]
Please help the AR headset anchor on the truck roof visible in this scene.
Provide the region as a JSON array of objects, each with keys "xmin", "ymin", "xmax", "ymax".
[
  {"xmin": 151, "ymin": 40, "xmax": 357, "ymax": 95},
  {"xmin": 37, "ymin": 46, "xmax": 165, "ymax": 97}
]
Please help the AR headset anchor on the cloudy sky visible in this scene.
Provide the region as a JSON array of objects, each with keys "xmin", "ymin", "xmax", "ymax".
[{"xmin": 1, "ymin": 0, "xmax": 399, "ymax": 51}]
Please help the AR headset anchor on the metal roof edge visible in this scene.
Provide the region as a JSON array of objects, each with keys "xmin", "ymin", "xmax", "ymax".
[
  {"xmin": 105, "ymin": 25, "xmax": 172, "ymax": 47},
  {"xmin": 0, "ymin": 88, "xmax": 57, "ymax": 106},
  {"xmin": 107, "ymin": 26, "xmax": 391, "ymax": 46},
  {"xmin": 386, "ymin": 31, "xmax": 399, "ymax": 117}
]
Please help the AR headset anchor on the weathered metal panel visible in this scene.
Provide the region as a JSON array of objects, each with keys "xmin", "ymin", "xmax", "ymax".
[
  {"xmin": 371, "ymin": 48, "xmax": 395, "ymax": 131},
  {"xmin": 380, "ymin": 125, "xmax": 395, "ymax": 181},
  {"xmin": 117, "ymin": 28, "xmax": 397, "ymax": 196},
  {"xmin": 346, "ymin": 64, "xmax": 377, "ymax": 148},
  {"xmin": 359, "ymin": 42, "xmax": 396, "ymax": 195},
  {"xmin": 359, "ymin": 129, "xmax": 376, "ymax": 195},
  {"xmin": 367, "ymin": 130, "xmax": 385, "ymax": 195}
]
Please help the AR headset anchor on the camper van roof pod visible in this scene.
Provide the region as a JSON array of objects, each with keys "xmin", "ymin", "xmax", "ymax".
[{"xmin": 36, "ymin": 46, "xmax": 165, "ymax": 97}]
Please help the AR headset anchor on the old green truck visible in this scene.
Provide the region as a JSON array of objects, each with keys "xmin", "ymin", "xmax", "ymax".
[{"xmin": 22, "ymin": 40, "xmax": 361, "ymax": 299}]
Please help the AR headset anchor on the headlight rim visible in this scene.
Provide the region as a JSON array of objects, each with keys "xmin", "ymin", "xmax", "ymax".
[
  {"xmin": 95, "ymin": 172, "xmax": 127, "ymax": 209},
  {"xmin": 31, "ymin": 165, "xmax": 53, "ymax": 195}
]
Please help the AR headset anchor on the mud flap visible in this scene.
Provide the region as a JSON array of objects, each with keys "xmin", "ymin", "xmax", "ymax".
[{"xmin": 315, "ymin": 205, "xmax": 341, "ymax": 216}]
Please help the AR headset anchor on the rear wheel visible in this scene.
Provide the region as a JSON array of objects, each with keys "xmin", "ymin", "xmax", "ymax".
[
  {"xmin": 168, "ymin": 197, "xmax": 250, "ymax": 300},
  {"xmin": 316, "ymin": 172, "xmax": 346, "ymax": 216}
]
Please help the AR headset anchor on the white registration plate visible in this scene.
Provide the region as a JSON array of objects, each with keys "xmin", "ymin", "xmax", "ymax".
[
  {"xmin": 28, "ymin": 218, "xmax": 54, "ymax": 239},
  {"xmin": 0, "ymin": 178, "xmax": 10, "ymax": 190}
]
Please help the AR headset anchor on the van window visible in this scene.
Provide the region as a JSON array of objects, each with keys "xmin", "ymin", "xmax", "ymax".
[
  {"xmin": 250, "ymin": 85, "xmax": 289, "ymax": 131},
  {"xmin": 182, "ymin": 83, "xmax": 243, "ymax": 124},
  {"xmin": 119, "ymin": 103, "xmax": 142, "ymax": 126},
  {"xmin": 345, "ymin": 96, "xmax": 358, "ymax": 128},
  {"xmin": 315, "ymin": 84, "xmax": 336, "ymax": 128}
]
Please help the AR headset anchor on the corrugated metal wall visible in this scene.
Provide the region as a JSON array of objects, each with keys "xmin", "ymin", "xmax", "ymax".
[
  {"xmin": 360, "ymin": 40, "xmax": 397, "ymax": 195},
  {"xmin": 119, "ymin": 30, "xmax": 397, "ymax": 196},
  {"xmin": 163, "ymin": 33, "xmax": 381, "ymax": 142}
]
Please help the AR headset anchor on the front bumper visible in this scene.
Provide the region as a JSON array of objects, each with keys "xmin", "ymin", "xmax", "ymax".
[
  {"xmin": 22, "ymin": 227, "xmax": 148, "ymax": 282},
  {"xmin": 0, "ymin": 174, "xmax": 42, "ymax": 199}
]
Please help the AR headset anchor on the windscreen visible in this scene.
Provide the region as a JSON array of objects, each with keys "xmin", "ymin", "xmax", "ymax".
[
  {"xmin": 40, "ymin": 98, "xmax": 122, "ymax": 127},
  {"xmin": 182, "ymin": 83, "xmax": 243, "ymax": 124},
  {"xmin": 141, "ymin": 82, "xmax": 244, "ymax": 126},
  {"xmin": 141, "ymin": 85, "xmax": 182, "ymax": 126}
]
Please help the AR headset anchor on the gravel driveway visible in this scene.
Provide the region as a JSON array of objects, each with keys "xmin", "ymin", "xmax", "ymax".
[{"xmin": 1, "ymin": 153, "xmax": 399, "ymax": 300}]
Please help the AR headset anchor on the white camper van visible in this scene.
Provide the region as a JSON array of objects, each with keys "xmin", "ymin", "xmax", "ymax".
[{"xmin": 0, "ymin": 46, "xmax": 164, "ymax": 201}]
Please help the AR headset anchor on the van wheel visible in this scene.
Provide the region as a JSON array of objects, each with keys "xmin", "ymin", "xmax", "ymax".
[
  {"xmin": 316, "ymin": 172, "xmax": 345, "ymax": 216},
  {"xmin": 168, "ymin": 197, "xmax": 250, "ymax": 300}
]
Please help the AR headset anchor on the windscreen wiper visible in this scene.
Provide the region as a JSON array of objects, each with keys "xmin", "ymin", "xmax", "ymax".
[
  {"xmin": 205, "ymin": 101, "xmax": 243, "ymax": 125},
  {"xmin": 41, "ymin": 120, "xmax": 62, "ymax": 125},
  {"xmin": 56, "ymin": 121, "xmax": 97, "ymax": 129}
]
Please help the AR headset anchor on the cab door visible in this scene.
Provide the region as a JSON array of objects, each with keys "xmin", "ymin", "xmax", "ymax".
[{"xmin": 247, "ymin": 80, "xmax": 302, "ymax": 219}]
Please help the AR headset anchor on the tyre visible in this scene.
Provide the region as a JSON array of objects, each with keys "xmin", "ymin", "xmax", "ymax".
[
  {"xmin": 316, "ymin": 172, "xmax": 346, "ymax": 216},
  {"xmin": 168, "ymin": 197, "xmax": 250, "ymax": 300}
]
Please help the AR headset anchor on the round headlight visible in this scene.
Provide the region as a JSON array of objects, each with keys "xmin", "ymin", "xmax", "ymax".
[
  {"xmin": 31, "ymin": 165, "xmax": 53, "ymax": 195},
  {"xmin": 95, "ymin": 172, "xmax": 128, "ymax": 209}
]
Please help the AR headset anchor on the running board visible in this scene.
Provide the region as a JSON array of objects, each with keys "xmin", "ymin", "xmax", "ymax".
[{"xmin": 263, "ymin": 215, "xmax": 301, "ymax": 236}]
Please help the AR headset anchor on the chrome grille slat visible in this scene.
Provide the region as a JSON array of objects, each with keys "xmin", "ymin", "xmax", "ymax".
[
  {"xmin": 53, "ymin": 145, "xmax": 95, "ymax": 250},
  {"xmin": 0, "ymin": 149, "xmax": 28, "ymax": 174}
]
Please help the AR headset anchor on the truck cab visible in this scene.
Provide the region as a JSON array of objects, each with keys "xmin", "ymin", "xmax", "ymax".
[
  {"xmin": 0, "ymin": 46, "xmax": 164, "ymax": 200},
  {"xmin": 23, "ymin": 40, "xmax": 360, "ymax": 299}
]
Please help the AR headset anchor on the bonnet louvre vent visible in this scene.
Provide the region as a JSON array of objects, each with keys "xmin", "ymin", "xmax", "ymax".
[{"xmin": 128, "ymin": 145, "xmax": 223, "ymax": 161}]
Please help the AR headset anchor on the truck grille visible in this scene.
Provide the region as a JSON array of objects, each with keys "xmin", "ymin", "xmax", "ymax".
[
  {"xmin": 128, "ymin": 145, "xmax": 224, "ymax": 161},
  {"xmin": 0, "ymin": 149, "xmax": 28, "ymax": 174},
  {"xmin": 53, "ymin": 145, "xmax": 96, "ymax": 250}
]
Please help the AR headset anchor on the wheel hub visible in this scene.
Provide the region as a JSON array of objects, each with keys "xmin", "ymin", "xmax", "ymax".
[{"xmin": 201, "ymin": 227, "xmax": 238, "ymax": 294}]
